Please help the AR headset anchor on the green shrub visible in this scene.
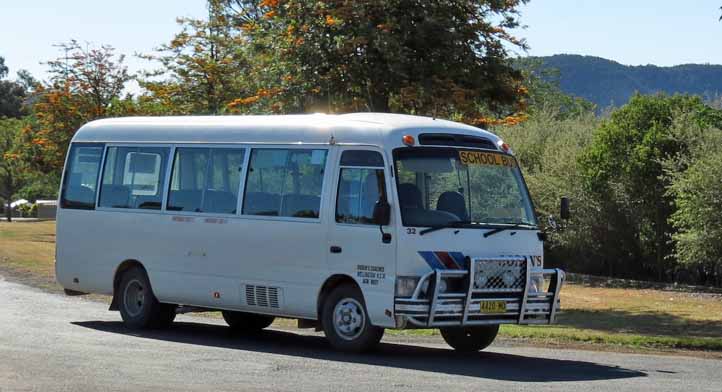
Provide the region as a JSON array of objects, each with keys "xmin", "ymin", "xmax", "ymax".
[
  {"xmin": 666, "ymin": 117, "xmax": 722, "ymax": 285},
  {"xmin": 579, "ymin": 94, "xmax": 722, "ymax": 281},
  {"xmin": 496, "ymin": 109, "xmax": 600, "ymax": 273}
]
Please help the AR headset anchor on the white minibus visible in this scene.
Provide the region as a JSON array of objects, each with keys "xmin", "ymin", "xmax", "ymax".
[{"xmin": 56, "ymin": 113, "xmax": 565, "ymax": 352}]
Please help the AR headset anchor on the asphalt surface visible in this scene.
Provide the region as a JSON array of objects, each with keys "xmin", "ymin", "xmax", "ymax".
[{"xmin": 0, "ymin": 276, "xmax": 720, "ymax": 392}]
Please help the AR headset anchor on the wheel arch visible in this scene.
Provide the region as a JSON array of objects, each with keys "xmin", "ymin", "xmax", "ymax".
[
  {"xmin": 316, "ymin": 274, "xmax": 363, "ymax": 320},
  {"xmin": 109, "ymin": 259, "xmax": 146, "ymax": 311}
]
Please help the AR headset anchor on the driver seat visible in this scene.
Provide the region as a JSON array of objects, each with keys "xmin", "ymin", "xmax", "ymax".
[
  {"xmin": 436, "ymin": 191, "xmax": 468, "ymax": 221},
  {"xmin": 398, "ymin": 183, "xmax": 423, "ymax": 209}
]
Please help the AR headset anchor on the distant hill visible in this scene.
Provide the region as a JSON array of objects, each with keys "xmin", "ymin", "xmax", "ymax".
[{"xmin": 528, "ymin": 54, "xmax": 722, "ymax": 109}]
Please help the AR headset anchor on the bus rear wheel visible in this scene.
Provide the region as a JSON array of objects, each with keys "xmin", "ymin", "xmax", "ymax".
[
  {"xmin": 440, "ymin": 325, "xmax": 499, "ymax": 352},
  {"xmin": 118, "ymin": 267, "xmax": 176, "ymax": 329},
  {"xmin": 222, "ymin": 311, "xmax": 274, "ymax": 332},
  {"xmin": 321, "ymin": 284, "xmax": 384, "ymax": 352}
]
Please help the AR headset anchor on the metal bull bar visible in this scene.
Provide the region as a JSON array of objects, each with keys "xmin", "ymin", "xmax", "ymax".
[{"xmin": 394, "ymin": 257, "xmax": 565, "ymax": 328}]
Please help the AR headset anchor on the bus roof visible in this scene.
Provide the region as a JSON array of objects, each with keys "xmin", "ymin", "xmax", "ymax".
[{"xmin": 71, "ymin": 112, "xmax": 502, "ymax": 149}]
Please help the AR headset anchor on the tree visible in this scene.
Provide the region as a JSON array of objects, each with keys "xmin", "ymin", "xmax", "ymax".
[
  {"xmin": 220, "ymin": 0, "xmax": 529, "ymax": 121},
  {"xmin": 669, "ymin": 146, "xmax": 722, "ymax": 285},
  {"xmin": 665, "ymin": 114, "xmax": 722, "ymax": 285},
  {"xmin": 0, "ymin": 56, "xmax": 29, "ymax": 119},
  {"xmin": 0, "ymin": 57, "xmax": 7, "ymax": 78},
  {"xmin": 497, "ymin": 109, "xmax": 599, "ymax": 273},
  {"xmin": 16, "ymin": 70, "xmax": 38, "ymax": 93},
  {"xmin": 139, "ymin": 0, "xmax": 252, "ymax": 114},
  {"xmin": 0, "ymin": 118, "xmax": 30, "ymax": 222},
  {"xmin": 581, "ymin": 94, "xmax": 722, "ymax": 280},
  {"xmin": 45, "ymin": 40, "xmax": 131, "ymax": 115},
  {"xmin": 27, "ymin": 41, "xmax": 132, "ymax": 173}
]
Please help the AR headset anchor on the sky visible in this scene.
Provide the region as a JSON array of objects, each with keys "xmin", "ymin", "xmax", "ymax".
[
  {"xmin": 1, "ymin": 0, "xmax": 721, "ymax": 83},
  {"xmin": 0, "ymin": 0, "xmax": 207, "ymax": 83},
  {"xmin": 512, "ymin": 0, "xmax": 722, "ymax": 66}
]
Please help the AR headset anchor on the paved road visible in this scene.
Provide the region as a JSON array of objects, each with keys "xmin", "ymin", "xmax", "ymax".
[{"xmin": 0, "ymin": 276, "xmax": 720, "ymax": 392}]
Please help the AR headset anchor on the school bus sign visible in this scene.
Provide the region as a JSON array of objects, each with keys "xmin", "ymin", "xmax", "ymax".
[{"xmin": 458, "ymin": 150, "xmax": 517, "ymax": 168}]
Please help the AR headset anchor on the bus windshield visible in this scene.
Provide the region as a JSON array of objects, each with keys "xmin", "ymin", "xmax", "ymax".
[{"xmin": 393, "ymin": 147, "xmax": 536, "ymax": 228}]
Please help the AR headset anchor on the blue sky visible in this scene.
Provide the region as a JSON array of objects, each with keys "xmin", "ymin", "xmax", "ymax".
[
  {"xmin": 1, "ymin": 0, "xmax": 721, "ymax": 83},
  {"xmin": 513, "ymin": 0, "xmax": 722, "ymax": 66}
]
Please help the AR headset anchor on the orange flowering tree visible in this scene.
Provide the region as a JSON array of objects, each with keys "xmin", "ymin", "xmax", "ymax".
[
  {"xmin": 220, "ymin": 0, "xmax": 530, "ymax": 122},
  {"xmin": 26, "ymin": 41, "xmax": 131, "ymax": 174},
  {"xmin": 139, "ymin": 0, "xmax": 253, "ymax": 114}
]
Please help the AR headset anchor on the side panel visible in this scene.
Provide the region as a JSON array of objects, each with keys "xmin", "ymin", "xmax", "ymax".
[
  {"xmin": 56, "ymin": 141, "xmax": 336, "ymax": 320},
  {"xmin": 56, "ymin": 209, "xmax": 117, "ymax": 295},
  {"xmin": 151, "ymin": 145, "xmax": 332, "ymax": 318}
]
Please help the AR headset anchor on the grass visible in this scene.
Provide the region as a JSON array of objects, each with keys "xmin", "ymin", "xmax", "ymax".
[
  {"xmin": 2, "ymin": 220, "xmax": 722, "ymax": 355},
  {"xmin": 0, "ymin": 220, "xmax": 58, "ymax": 291}
]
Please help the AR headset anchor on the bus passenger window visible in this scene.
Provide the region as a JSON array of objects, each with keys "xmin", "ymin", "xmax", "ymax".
[
  {"xmin": 60, "ymin": 144, "xmax": 104, "ymax": 210},
  {"xmin": 243, "ymin": 149, "xmax": 327, "ymax": 218},
  {"xmin": 99, "ymin": 147, "xmax": 169, "ymax": 210},
  {"xmin": 167, "ymin": 148, "xmax": 245, "ymax": 214}
]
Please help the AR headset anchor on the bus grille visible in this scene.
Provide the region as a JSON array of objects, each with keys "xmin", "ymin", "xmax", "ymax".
[
  {"xmin": 245, "ymin": 285, "xmax": 280, "ymax": 308},
  {"xmin": 473, "ymin": 258, "xmax": 526, "ymax": 292}
]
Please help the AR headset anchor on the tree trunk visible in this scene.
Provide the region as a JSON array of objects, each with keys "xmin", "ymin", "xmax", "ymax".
[
  {"xmin": 655, "ymin": 198, "xmax": 668, "ymax": 282},
  {"xmin": 366, "ymin": 80, "xmax": 390, "ymax": 113},
  {"xmin": 5, "ymin": 198, "xmax": 11, "ymax": 223},
  {"xmin": 369, "ymin": 91, "xmax": 390, "ymax": 113}
]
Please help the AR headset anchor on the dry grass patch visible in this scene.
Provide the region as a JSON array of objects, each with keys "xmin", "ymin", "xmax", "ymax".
[
  {"xmin": 0, "ymin": 221, "xmax": 58, "ymax": 291},
  {"xmin": 558, "ymin": 285, "xmax": 722, "ymax": 338}
]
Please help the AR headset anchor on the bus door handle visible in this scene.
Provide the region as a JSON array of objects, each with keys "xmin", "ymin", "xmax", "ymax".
[{"xmin": 330, "ymin": 246, "xmax": 342, "ymax": 254}]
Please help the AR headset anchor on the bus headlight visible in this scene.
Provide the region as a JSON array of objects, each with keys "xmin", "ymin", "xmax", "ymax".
[
  {"xmin": 438, "ymin": 279, "xmax": 448, "ymax": 294},
  {"xmin": 395, "ymin": 276, "xmax": 420, "ymax": 298},
  {"xmin": 530, "ymin": 274, "xmax": 546, "ymax": 293},
  {"xmin": 474, "ymin": 272, "xmax": 488, "ymax": 289}
]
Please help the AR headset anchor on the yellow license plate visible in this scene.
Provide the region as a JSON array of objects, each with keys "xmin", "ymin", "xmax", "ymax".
[{"xmin": 479, "ymin": 301, "xmax": 506, "ymax": 314}]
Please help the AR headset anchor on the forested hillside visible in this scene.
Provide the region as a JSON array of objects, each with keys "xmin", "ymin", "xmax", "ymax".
[{"xmin": 527, "ymin": 54, "xmax": 722, "ymax": 108}]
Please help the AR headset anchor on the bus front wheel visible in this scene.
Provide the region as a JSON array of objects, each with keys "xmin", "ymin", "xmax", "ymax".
[
  {"xmin": 118, "ymin": 267, "xmax": 176, "ymax": 329},
  {"xmin": 321, "ymin": 284, "xmax": 384, "ymax": 352},
  {"xmin": 440, "ymin": 325, "xmax": 499, "ymax": 352}
]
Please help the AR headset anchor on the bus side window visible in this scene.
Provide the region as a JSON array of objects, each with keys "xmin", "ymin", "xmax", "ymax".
[
  {"xmin": 167, "ymin": 147, "xmax": 245, "ymax": 214},
  {"xmin": 336, "ymin": 150, "xmax": 386, "ymax": 225},
  {"xmin": 60, "ymin": 144, "xmax": 104, "ymax": 210},
  {"xmin": 243, "ymin": 149, "xmax": 327, "ymax": 218},
  {"xmin": 99, "ymin": 146, "xmax": 170, "ymax": 210}
]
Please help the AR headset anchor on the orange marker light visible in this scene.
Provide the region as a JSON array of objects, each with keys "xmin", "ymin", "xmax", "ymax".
[
  {"xmin": 402, "ymin": 135, "xmax": 415, "ymax": 146},
  {"xmin": 497, "ymin": 139, "xmax": 511, "ymax": 153}
]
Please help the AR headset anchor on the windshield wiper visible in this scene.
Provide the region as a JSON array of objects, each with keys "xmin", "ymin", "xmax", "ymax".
[
  {"xmin": 419, "ymin": 220, "xmax": 472, "ymax": 236},
  {"xmin": 482, "ymin": 223, "xmax": 534, "ymax": 238}
]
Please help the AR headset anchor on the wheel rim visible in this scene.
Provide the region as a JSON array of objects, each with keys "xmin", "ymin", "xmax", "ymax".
[
  {"xmin": 123, "ymin": 279, "xmax": 145, "ymax": 318},
  {"xmin": 332, "ymin": 298, "xmax": 365, "ymax": 341}
]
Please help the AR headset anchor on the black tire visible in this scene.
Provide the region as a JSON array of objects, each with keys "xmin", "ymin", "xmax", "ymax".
[
  {"xmin": 222, "ymin": 311, "xmax": 274, "ymax": 332},
  {"xmin": 440, "ymin": 325, "xmax": 499, "ymax": 352},
  {"xmin": 117, "ymin": 266, "xmax": 176, "ymax": 329},
  {"xmin": 155, "ymin": 303, "xmax": 178, "ymax": 328},
  {"xmin": 321, "ymin": 284, "xmax": 384, "ymax": 352}
]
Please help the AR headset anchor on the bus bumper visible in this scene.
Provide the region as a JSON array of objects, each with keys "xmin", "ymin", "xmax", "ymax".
[{"xmin": 394, "ymin": 257, "xmax": 565, "ymax": 328}]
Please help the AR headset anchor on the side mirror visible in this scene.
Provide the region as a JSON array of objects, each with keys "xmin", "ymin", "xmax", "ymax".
[
  {"xmin": 373, "ymin": 199, "xmax": 391, "ymax": 226},
  {"xmin": 560, "ymin": 197, "xmax": 570, "ymax": 220}
]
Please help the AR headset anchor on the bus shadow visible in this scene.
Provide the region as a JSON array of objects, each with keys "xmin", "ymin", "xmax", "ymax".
[{"xmin": 72, "ymin": 320, "xmax": 646, "ymax": 383}]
